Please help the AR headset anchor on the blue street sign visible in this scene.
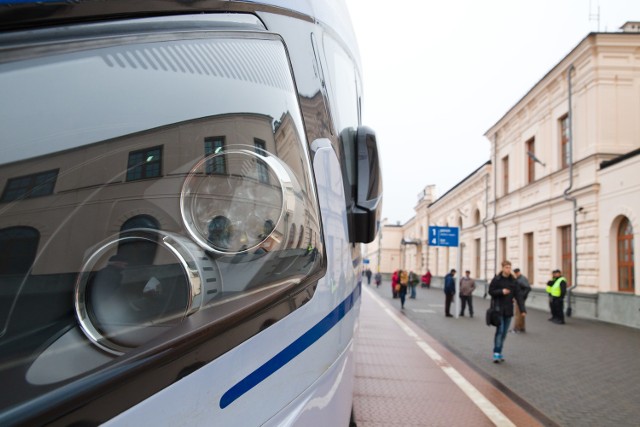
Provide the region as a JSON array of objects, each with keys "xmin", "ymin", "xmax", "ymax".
[
  {"xmin": 363, "ymin": 259, "xmax": 370, "ymax": 264},
  {"xmin": 428, "ymin": 226, "xmax": 459, "ymax": 247}
]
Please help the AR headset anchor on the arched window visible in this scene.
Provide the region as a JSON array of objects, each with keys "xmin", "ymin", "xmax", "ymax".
[
  {"xmin": 473, "ymin": 209, "xmax": 481, "ymax": 226},
  {"xmin": 0, "ymin": 226, "xmax": 40, "ymax": 275},
  {"xmin": 119, "ymin": 215, "xmax": 160, "ymax": 266},
  {"xmin": 287, "ymin": 223, "xmax": 296, "ymax": 248},
  {"xmin": 121, "ymin": 215, "xmax": 160, "ymax": 232},
  {"xmin": 297, "ymin": 225, "xmax": 305, "ymax": 248},
  {"xmin": 617, "ymin": 217, "xmax": 635, "ymax": 292}
]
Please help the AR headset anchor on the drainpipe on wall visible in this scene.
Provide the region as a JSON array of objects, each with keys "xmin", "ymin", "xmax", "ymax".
[
  {"xmin": 482, "ymin": 173, "xmax": 490, "ymax": 298},
  {"xmin": 377, "ymin": 225, "xmax": 382, "ymax": 274},
  {"xmin": 563, "ymin": 64, "xmax": 578, "ymax": 317},
  {"xmin": 491, "ymin": 134, "xmax": 499, "ymax": 294}
]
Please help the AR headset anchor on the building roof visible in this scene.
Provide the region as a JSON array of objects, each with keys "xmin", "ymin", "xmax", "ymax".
[
  {"xmin": 485, "ymin": 30, "xmax": 640, "ymax": 137},
  {"xmin": 428, "ymin": 160, "xmax": 491, "ymax": 208}
]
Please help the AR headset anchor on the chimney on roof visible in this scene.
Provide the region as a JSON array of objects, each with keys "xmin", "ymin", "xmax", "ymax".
[{"xmin": 621, "ymin": 22, "xmax": 640, "ymax": 32}]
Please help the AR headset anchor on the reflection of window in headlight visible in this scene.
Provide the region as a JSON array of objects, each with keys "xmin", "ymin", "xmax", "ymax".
[
  {"xmin": 181, "ymin": 148, "xmax": 302, "ymax": 255},
  {"xmin": 75, "ymin": 231, "xmax": 220, "ymax": 355},
  {"xmin": 208, "ymin": 215, "xmax": 233, "ymax": 250}
]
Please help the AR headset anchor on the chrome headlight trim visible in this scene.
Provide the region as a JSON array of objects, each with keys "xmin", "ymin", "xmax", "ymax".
[
  {"xmin": 180, "ymin": 148, "xmax": 297, "ymax": 255},
  {"xmin": 74, "ymin": 230, "xmax": 220, "ymax": 355}
]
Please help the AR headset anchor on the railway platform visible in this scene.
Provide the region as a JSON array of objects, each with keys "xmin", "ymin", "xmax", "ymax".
[
  {"xmin": 352, "ymin": 285, "xmax": 542, "ymax": 426},
  {"xmin": 352, "ymin": 282, "xmax": 640, "ymax": 426}
]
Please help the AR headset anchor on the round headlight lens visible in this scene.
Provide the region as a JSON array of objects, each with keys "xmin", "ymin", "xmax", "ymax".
[
  {"xmin": 181, "ymin": 149, "xmax": 292, "ymax": 254},
  {"xmin": 74, "ymin": 230, "xmax": 220, "ymax": 355}
]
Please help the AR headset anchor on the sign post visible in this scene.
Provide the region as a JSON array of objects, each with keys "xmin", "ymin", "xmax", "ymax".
[{"xmin": 428, "ymin": 226, "xmax": 461, "ymax": 318}]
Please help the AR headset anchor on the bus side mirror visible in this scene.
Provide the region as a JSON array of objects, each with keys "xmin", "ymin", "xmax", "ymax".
[{"xmin": 350, "ymin": 126, "xmax": 382, "ymax": 243}]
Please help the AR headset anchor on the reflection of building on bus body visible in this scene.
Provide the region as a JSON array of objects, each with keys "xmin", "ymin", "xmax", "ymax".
[
  {"xmin": 0, "ymin": 112, "xmax": 318, "ymax": 275},
  {"xmin": 0, "ymin": 7, "xmax": 382, "ymax": 424}
]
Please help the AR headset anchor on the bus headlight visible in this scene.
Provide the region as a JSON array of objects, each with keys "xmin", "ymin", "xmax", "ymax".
[
  {"xmin": 74, "ymin": 230, "xmax": 220, "ymax": 355},
  {"xmin": 180, "ymin": 148, "xmax": 300, "ymax": 254}
]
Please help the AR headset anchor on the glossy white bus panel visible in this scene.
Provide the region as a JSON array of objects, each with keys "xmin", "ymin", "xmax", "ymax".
[{"xmin": 103, "ymin": 142, "xmax": 359, "ymax": 426}]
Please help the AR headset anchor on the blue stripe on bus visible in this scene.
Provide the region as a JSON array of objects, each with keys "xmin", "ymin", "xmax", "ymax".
[{"xmin": 219, "ymin": 282, "xmax": 361, "ymax": 409}]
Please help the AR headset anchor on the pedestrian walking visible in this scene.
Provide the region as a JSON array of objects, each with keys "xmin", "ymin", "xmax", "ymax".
[
  {"xmin": 391, "ymin": 270, "xmax": 399, "ymax": 298},
  {"xmin": 488, "ymin": 260, "xmax": 526, "ymax": 363},
  {"xmin": 459, "ymin": 270, "xmax": 476, "ymax": 317},
  {"xmin": 546, "ymin": 269, "xmax": 567, "ymax": 324},
  {"xmin": 421, "ymin": 269, "xmax": 432, "ymax": 288},
  {"xmin": 444, "ymin": 269, "xmax": 456, "ymax": 317},
  {"xmin": 408, "ymin": 270, "xmax": 419, "ymax": 299},
  {"xmin": 512, "ymin": 268, "xmax": 531, "ymax": 332},
  {"xmin": 365, "ymin": 268, "xmax": 372, "ymax": 285},
  {"xmin": 398, "ymin": 269, "xmax": 409, "ymax": 309},
  {"xmin": 374, "ymin": 271, "xmax": 381, "ymax": 288}
]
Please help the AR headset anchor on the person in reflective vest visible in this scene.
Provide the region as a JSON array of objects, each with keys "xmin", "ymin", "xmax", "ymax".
[{"xmin": 546, "ymin": 269, "xmax": 567, "ymax": 324}]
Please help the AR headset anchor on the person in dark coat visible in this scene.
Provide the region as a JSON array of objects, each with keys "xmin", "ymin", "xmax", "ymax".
[
  {"xmin": 365, "ymin": 268, "xmax": 372, "ymax": 285},
  {"xmin": 488, "ymin": 260, "xmax": 526, "ymax": 363},
  {"xmin": 443, "ymin": 269, "xmax": 456, "ymax": 317},
  {"xmin": 512, "ymin": 268, "xmax": 531, "ymax": 332}
]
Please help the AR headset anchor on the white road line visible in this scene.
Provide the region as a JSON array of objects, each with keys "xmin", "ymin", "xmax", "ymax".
[
  {"xmin": 364, "ymin": 286, "xmax": 516, "ymax": 427},
  {"xmin": 411, "ymin": 308, "xmax": 436, "ymax": 313}
]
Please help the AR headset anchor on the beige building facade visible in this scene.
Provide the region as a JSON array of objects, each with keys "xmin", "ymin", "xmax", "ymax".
[
  {"xmin": 366, "ymin": 24, "xmax": 640, "ymax": 328},
  {"xmin": 362, "ymin": 218, "xmax": 402, "ymax": 275}
]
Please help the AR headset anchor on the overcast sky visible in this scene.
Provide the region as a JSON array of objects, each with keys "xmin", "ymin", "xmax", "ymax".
[{"xmin": 345, "ymin": 0, "xmax": 640, "ymax": 225}]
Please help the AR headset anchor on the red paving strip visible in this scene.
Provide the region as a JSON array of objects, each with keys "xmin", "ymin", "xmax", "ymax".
[{"xmin": 353, "ymin": 286, "xmax": 543, "ymax": 427}]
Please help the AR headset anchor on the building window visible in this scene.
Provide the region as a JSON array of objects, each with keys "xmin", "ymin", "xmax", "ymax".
[
  {"xmin": 502, "ymin": 155, "xmax": 509, "ymax": 195},
  {"xmin": 121, "ymin": 215, "xmax": 160, "ymax": 232},
  {"xmin": 126, "ymin": 146, "xmax": 162, "ymax": 181},
  {"xmin": 560, "ymin": 225, "xmax": 572, "ymax": 283},
  {"xmin": 526, "ymin": 138, "xmax": 535, "ymax": 184},
  {"xmin": 473, "ymin": 209, "xmax": 481, "ymax": 226},
  {"xmin": 119, "ymin": 215, "xmax": 160, "ymax": 266},
  {"xmin": 297, "ymin": 225, "xmax": 305, "ymax": 248},
  {"xmin": 287, "ymin": 223, "xmax": 296, "ymax": 248},
  {"xmin": 525, "ymin": 232, "xmax": 534, "ymax": 285},
  {"xmin": 500, "ymin": 237, "xmax": 507, "ymax": 264},
  {"xmin": 475, "ymin": 238, "xmax": 481, "ymax": 278},
  {"xmin": 204, "ymin": 136, "xmax": 226, "ymax": 174},
  {"xmin": 254, "ymin": 138, "xmax": 269, "ymax": 184},
  {"xmin": 559, "ymin": 114, "xmax": 570, "ymax": 169},
  {"xmin": 0, "ymin": 226, "xmax": 40, "ymax": 275},
  {"xmin": 617, "ymin": 218, "xmax": 635, "ymax": 292},
  {"xmin": 1, "ymin": 169, "xmax": 58, "ymax": 202}
]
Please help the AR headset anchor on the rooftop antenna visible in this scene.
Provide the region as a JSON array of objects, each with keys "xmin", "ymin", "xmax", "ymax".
[{"xmin": 589, "ymin": 0, "xmax": 600, "ymax": 32}]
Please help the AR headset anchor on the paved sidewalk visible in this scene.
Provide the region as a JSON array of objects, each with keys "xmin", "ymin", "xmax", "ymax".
[
  {"xmin": 353, "ymin": 285, "xmax": 543, "ymax": 427},
  {"xmin": 365, "ymin": 282, "xmax": 640, "ymax": 427}
]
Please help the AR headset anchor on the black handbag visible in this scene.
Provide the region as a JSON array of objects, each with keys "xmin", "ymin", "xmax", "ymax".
[{"xmin": 485, "ymin": 300, "xmax": 501, "ymax": 327}]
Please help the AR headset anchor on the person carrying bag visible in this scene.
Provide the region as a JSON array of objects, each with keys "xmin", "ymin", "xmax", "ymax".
[
  {"xmin": 486, "ymin": 299, "xmax": 501, "ymax": 326},
  {"xmin": 487, "ymin": 260, "xmax": 526, "ymax": 363}
]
